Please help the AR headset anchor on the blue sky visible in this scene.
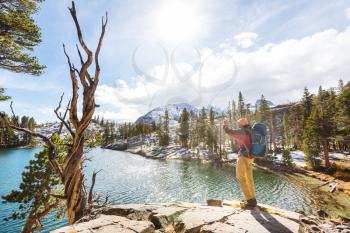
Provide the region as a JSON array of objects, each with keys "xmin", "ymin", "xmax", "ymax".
[{"xmin": 1, "ymin": 0, "xmax": 350, "ymax": 123}]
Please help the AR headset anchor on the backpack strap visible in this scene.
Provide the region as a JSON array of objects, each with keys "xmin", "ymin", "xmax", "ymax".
[{"xmin": 241, "ymin": 130, "xmax": 252, "ymax": 157}]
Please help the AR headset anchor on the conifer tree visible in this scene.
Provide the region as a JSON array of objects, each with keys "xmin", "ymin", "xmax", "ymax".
[
  {"xmin": 338, "ymin": 79, "xmax": 344, "ymax": 92},
  {"xmin": 198, "ymin": 107, "xmax": 207, "ymax": 145},
  {"xmin": 301, "ymin": 87, "xmax": 313, "ymax": 126},
  {"xmin": 231, "ymin": 99, "xmax": 237, "ymax": 125},
  {"xmin": 2, "ymin": 134, "xmax": 65, "ymax": 232},
  {"xmin": 303, "ymin": 108, "xmax": 322, "ymax": 170},
  {"xmin": 0, "ymin": 0, "xmax": 45, "ymax": 75},
  {"xmin": 255, "ymin": 95, "xmax": 270, "ymax": 123},
  {"xmin": 159, "ymin": 110, "xmax": 170, "ymax": 146},
  {"xmin": 189, "ymin": 110, "xmax": 198, "ymax": 148},
  {"xmin": 237, "ymin": 91, "xmax": 245, "ymax": 118},
  {"xmin": 281, "ymin": 113, "xmax": 291, "ymax": 148},
  {"xmin": 179, "ymin": 108, "xmax": 189, "ymax": 148},
  {"xmin": 336, "ymin": 81, "xmax": 350, "ymax": 153},
  {"xmin": 316, "ymin": 87, "xmax": 337, "ymax": 168},
  {"xmin": 206, "ymin": 108, "xmax": 217, "ymax": 158}
]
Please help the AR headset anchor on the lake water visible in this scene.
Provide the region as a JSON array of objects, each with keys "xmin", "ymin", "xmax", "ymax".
[{"xmin": 1, "ymin": 148, "xmax": 350, "ymax": 232}]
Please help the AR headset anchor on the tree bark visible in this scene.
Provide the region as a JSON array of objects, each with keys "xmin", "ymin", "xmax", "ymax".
[
  {"xmin": 323, "ymin": 139, "xmax": 330, "ymax": 168},
  {"xmin": 21, "ymin": 211, "xmax": 36, "ymax": 233},
  {"xmin": 63, "ymin": 138, "xmax": 86, "ymax": 223}
]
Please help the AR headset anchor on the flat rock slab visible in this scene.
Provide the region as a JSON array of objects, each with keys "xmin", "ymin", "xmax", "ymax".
[
  {"xmin": 51, "ymin": 215, "xmax": 155, "ymax": 233},
  {"xmin": 174, "ymin": 206, "xmax": 240, "ymax": 233},
  {"xmin": 200, "ymin": 222, "xmax": 245, "ymax": 233},
  {"xmin": 53, "ymin": 202, "xmax": 348, "ymax": 233},
  {"xmin": 224, "ymin": 210, "xmax": 299, "ymax": 233},
  {"xmin": 223, "ymin": 200, "xmax": 301, "ymax": 222}
]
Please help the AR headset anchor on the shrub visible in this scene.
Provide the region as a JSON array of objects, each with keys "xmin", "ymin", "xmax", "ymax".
[{"xmin": 282, "ymin": 149, "xmax": 294, "ymax": 167}]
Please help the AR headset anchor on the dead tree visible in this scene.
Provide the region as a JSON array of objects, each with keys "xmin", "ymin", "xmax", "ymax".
[
  {"xmin": 60, "ymin": 2, "xmax": 107, "ymax": 222},
  {"xmin": 1, "ymin": 1, "xmax": 108, "ymax": 225}
]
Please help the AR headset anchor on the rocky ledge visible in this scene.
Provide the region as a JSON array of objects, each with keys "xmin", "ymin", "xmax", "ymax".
[{"xmin": 51, "ymin": 200, "xmax": 350, "ymax": 233}]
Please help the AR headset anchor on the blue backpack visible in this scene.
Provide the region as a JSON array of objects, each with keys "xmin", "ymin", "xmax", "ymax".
[{"xmin": 250, "ymin": 123, "xmax": 268, "ymax": 157}]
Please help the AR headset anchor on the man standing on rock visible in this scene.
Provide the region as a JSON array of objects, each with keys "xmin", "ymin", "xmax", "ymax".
[{"xmin": 223, "ymin": 118, "xmax": 257, "ymax": 208}]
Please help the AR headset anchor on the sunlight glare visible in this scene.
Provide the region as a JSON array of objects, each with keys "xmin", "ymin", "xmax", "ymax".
[{"xmin": 152, "ymin": 1, "xmax": 202, "ymax": 43}]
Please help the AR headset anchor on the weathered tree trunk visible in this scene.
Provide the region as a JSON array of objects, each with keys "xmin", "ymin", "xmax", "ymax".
[
  {"xmin": 323, "ymin": 140, "xmax": 330, "ymax": 168},
  {"xmin": 21, "ymin": 211, "xmax": 36, "ymax": 233},
  {"xmin": 63, "ymin": 139, "xmax": 86, "ymax": 223}
]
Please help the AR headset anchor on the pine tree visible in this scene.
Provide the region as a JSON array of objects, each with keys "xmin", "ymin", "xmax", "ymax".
[
  {"xmin": 2, "ymin": 134, "xmax": 65, "ymax": 232},
  {"xmin": 198, "ymin": 107, "xmax": 207, "ymax": 146},
  {"xmin": 164, "ymin": 109, "xmax": 169, "ymax": 134},
  {"xmin": 303, "ymin": 108, "xmax": 322, "ymax": 170},
  {"xmin": 206, "ymin": 108, "xmax": 217, "ymax": 158},
  {"xmin": 336, "ymin": 81, "xmax": 350, "ymax": 148},
  {"xmin": 338, "ymin": 79, "xmax": 344, "ymax": 92},
  {"xmin": 103, "ymin": 124, "xmax": 111, "ymax": 145},
  {"xmin": 0, "ymin": 0, "xmax": 45, "ymax": 75},
  {"xmin": 302, "ymin": 87, "xmax": 313, "ymax": 125},
  {"xmin": 179, "ymin": 108, "xmax": 189, "ymax": 148},
  {"xmin": 256, "ymin": 95, "xmax": 271, "ymax": 123},
  {"xmin": 231, "ymin": 100, "xmax": 237, "ymax": 125},
  {"xmin": 237, "ymin": 91, "xmax": 245, "ymax": 118},
  {"xmin": 189, "ymin": 110, "xmax": 198, "ymax": 148},
  {"xmin": 316, "ymin": 86, "xmax": 337, "ymax": 168},
  {"xmin": 159, "ymin": 110, "xmax": 170, "ymax": 146},
  {"xmin": 281, "ymin": 113, "xmax": 291, "ymax": 148}
]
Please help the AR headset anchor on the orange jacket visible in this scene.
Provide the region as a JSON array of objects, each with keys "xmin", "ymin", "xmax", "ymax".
[{"xmin": 223, "ymin": 126, "xmax": 252, "ymax": 157}]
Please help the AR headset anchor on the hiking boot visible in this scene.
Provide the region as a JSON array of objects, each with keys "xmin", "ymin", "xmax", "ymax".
[
  {"xmin": 247, "ymin": 198, "xmax": 257, "ymax": 207},
  {"xmin": 240, "ymin": 198, "xmax": 257, "ymax": 209}
]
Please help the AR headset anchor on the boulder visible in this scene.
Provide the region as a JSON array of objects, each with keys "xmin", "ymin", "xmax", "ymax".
[
  {"xmin": 150, "ymin": 206, "xmax": 187, "ymax": 229},
  {"xmin": 101, "ymin": 203, "xmax": 162, "ymax": 221}
]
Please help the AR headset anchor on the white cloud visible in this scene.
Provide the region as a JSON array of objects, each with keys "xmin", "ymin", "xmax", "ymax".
[
  {"xmin": 97, "ymin": 28, "xmax": 350, "ymax": 122},
  {"xmin": 233, "ymin": 32, "xmax": 258, "ymax": 48}
]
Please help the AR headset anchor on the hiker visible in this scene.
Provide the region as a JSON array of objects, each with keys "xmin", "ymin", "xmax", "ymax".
[{"xmin": 223, "ymin": 118, "xmax": 257, "ymax": 208}]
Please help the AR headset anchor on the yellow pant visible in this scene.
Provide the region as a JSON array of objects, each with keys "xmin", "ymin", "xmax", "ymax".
[{"xmin": 236, "ymin": 156, "xmax": 256, "ymax": 200}]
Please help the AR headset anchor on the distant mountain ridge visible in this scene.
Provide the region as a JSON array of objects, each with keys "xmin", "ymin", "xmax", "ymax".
[
  {"xmin": 135, "ymin": 100, "xmax": 275, "ymax": 125},
  {"xmin": 135, "ymin": 103, "xmax": 222, "ymax": 125}
]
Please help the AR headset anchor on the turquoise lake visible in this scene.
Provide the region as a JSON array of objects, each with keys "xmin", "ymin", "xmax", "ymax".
[{"xmin": 1, "ymin": 148, "xmax": 349, "ymax": 232}]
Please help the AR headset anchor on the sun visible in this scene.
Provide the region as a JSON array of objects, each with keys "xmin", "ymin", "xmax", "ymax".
[{"xmin": 152, "ymin": 1, "xmax": 202, "ymax": 43}]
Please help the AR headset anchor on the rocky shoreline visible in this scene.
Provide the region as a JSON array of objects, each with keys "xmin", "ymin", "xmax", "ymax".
[{"xmin": 52, "ymin": 201, "xmax": 350, "ymax": 233}]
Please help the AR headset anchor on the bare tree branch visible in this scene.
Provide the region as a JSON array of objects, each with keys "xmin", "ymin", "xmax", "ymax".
[
  {"xmin": 4, "ymin": 104, "xmax": 63, "ymax": 178},
  {"xmin": 68, "ymin": 1, "xmax": 91, "ymax": 90},
  {"xmin": 93, "ymin": 12, "xmax": 108, "ymax": 91},
  {"xmin": 63, "ymin": 44, "xmax": 79, "ymax": 129},
  {"xmin": 55, "ymin": 93, "xmax": 75, "ymax": 137},
  {"xmin": 63, "ymin": 44, "xmax": 73, "ymax": 71},
  {"xmin": 9, "ymin": 101, "xmax": 19, "ymax": 126},
  {"xmin": 76, "ymin": 44, "xmax": 93, "ymax": 85},
  {"xmin": 88, "ymin": 169, "xmax": 102, "ymax": 205},
  {"xmin": 76, "ymin": 44, "xmax": 84, "ymax": 66}
]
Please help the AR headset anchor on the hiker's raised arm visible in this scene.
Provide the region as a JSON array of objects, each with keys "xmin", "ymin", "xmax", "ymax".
[{"xmin": 223, "ymin": 126, "xmax": 244, "ymax": 139}]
